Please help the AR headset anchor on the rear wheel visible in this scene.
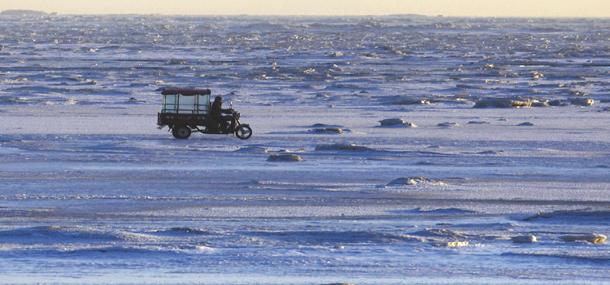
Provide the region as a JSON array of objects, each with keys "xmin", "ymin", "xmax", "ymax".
[
  {"xmin": 172, "ymin": 126, "xmax": 191, "ymax": 139},
  {"xmin": 235, "ymin": 125, "xmax": 252, "ymax": 140}
]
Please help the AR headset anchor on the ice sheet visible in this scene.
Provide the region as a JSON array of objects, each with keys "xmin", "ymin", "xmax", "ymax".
[{"xmin": 1, "ymin": 14, "xmax": 610, "ymax": 285}]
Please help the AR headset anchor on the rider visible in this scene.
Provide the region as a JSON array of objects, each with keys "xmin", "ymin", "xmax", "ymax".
[{"xmin": 210, "ymin": 96, "xmax": 233, "ymax": 133}]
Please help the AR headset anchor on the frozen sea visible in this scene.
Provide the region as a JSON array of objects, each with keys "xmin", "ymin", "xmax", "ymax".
[{"xmin": 1, "ymin": 13, "xmax": 610, "ymax": 284}]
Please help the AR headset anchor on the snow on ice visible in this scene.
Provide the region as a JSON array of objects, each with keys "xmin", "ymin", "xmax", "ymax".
[{"xmin": 0, "ymin": 13, "xmax": 610, "ymax": 285}]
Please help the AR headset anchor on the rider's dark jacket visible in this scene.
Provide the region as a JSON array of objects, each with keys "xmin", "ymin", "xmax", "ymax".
[{"xmin": 211, "ymin": 99, "xmax": 227, "ymax": 120}]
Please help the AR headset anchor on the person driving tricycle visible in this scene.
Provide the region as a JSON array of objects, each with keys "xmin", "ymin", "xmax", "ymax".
[{"xmin": 210, "ymin": 96, "xmax": 234, "ymax": 133}]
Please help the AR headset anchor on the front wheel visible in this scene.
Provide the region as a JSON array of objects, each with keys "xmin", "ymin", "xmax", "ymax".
[
  {"xmin": 235, "ymin": 125, "xmax": 252, "ymax": 140},
  {"xmin": 172, "ymin": 126, "xmax": 191, "ymax": 139}
]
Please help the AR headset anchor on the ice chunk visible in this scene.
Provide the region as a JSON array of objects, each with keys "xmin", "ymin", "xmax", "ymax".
[
  {"xmin": 569, "ymin": 97, "xmax": 594, "ymax": 106},
  {"xmin": 391, "ymin": 99, "xmax": 430, "ymax": 105},
  {"xmin": 560, "ymin": 234, "xmax": 606, "ymax": 243},
  {"xmin": 235, "ymin": 147, "xmax": 269, "ymax": 153},
  {"xmin": 267, "ymin": 154, "xmax": 303, "ymax": 162},
  {"xmin": 512, "ymin": 235, "xmax": 537, "ymax": 243},
  {"xmin": 434, "ymin": 241, "xmax": 469, "ymax": 247},
  {"xmin": 417, "ymin": 207, "xmax": 477, "ymax": 214},
  {"xmin": 523, "ymin": 209, "xmax": 610, "ymax": 223},
  {"xmin": 170, "ymin": 227, "xmax": 212, "ymax": 235},
  {"xmin": 548, "ymin": 99, "xmax": 570, "ymax": 106},
  {"xmin": 379, "ymin": 118, "xmax": 405, "ymax": 126},
  {"xmin": 195, "ymin": 246, "xmax": 215, "ymax": 251},
  {"xmin": 314, "ymin": 143, "xmax": 374, "ymax": 151},
  {"xmin": 437, "ymin": 122, "xmax": 460, "ymax": 127},
  {"xmin": 473, "ymin": 98, "xmax": 531, "ymax": 108},
  {"xmin": 314, "ymin": 127, "xmax": 345, "ymax": 134},
  {"xmin": 531, "ymin": 100, "xmax": 550, "ymax": 107},
  {"xmin": 388, "ymin": 177, "xmax": 444, "ymax": 186},
  {"xmin": 414, "ymin": 228, "xmax": 467, "ymax": 239},
  {"xmin": 378, "ymin": 118, "xmax": 417, "ymax": 128}
]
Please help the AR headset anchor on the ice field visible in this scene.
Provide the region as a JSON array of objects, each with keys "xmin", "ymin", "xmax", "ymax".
[{"xmin": 0, "ymin": 12, "xmax": 610, "ymax": 284}]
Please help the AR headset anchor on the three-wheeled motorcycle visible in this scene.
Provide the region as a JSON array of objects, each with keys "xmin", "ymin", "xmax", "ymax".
[{"xmin": 157, "ymin": 88, "xmax": 252, "ymax": 139}]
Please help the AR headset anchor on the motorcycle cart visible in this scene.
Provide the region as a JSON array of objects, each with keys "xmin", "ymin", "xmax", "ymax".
[{"xmin": 157, "ymin": 88, "xmax": 252, "ymax": 140}]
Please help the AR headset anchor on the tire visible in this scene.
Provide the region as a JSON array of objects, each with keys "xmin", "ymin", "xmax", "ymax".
[
  {"xmin": 235, "ymin": 125, "xmax": 252, "ymax": 140},
  {"xmin": 173, "ymin": 126, "xmax": 191, "ymax": 139}
]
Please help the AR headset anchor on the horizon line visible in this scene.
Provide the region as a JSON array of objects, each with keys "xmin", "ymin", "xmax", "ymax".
[{"xmin": 2, "ymin": 10, "xmax": 609, "ymax": 19}]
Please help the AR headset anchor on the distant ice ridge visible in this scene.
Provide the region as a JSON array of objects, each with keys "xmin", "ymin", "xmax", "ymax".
[{"xmin": 0, "ymin": 10, "xmax": 49, "ymax": 17}]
